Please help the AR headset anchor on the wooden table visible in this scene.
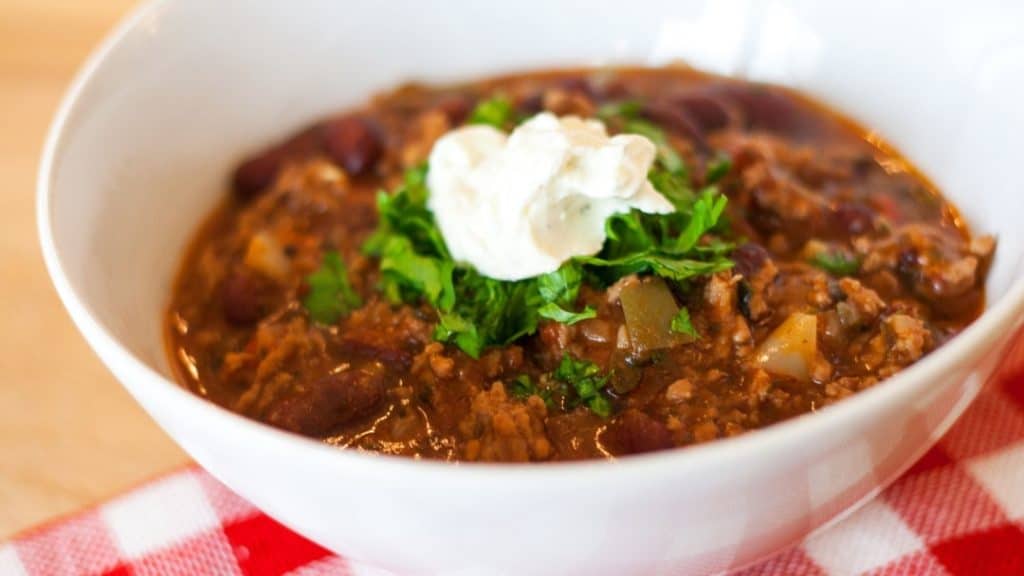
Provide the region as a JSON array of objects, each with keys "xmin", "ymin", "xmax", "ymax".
[{"xmin": 0, "ymin": 0, "xmax": 189, "ymax": 538}]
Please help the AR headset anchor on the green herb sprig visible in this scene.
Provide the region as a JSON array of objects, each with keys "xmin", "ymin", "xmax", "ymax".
[
  {"xmin": 553, "ymin": 354, "xmax": 612, "ymax": 417},
  {"xmin": 468, "ymin": 95, "xmax": 516, "ymax": 129},
  {"xmin": 670, "ymin": 307, "xmax": 699, "ymax": 339},
  {"xmin": 812, "ymin": 251, "xmax": 861, "ymax": 276},
  {"xmin": 342, "ymin": 99, "xmax": 734, "ymax": 357},
  {"xmin": 303, "ymin": 251, "xmax": 362, "ymax": 324}
]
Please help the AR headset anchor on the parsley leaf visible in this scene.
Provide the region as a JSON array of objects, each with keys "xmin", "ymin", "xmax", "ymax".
[
  {"xmin": 580, "ymin": 186, "xmax": 733, "ymax": 286},
  {"xmin": 376, "ymin": 236, "xmax": 455, "ymax": 308},
  {"xmin": 303, "ymin": 251, "xmax": 362, "ymax": 324},
  {"xmin": 537, "ymin": 303, "xmax": 597, "ymax": 324},
  {"xmin": 510, "ymin": 374, "xmax": 537, "ymax": 399},
  {"xmin": 670, "ymin": 307, "xmax": 699, "ymax": 339},
  {"xmin": 596, "ymin": 100, "xmax": 642, "ymax": 121},
  {"xmin": 434, "ymin": 269, "xmax": 541, "ymax": 358},
  {"xmin": 363, "ymin": 164, "xmax": 447, "ymax": 259},
  {"xmin": 648, "ymin": 166, "xmax": 695, "ymax": 210},
  {"xmin": 468, "ymin": 94, "xmax": 515, "ymax": 129},
  {"xmin": 534, "ymin": 262, "xmax": 595, "ymax": 324},
  {"xmin": 553, "ymin": 354, "xmax": 612, "ymax": 417},
  {"xmin": 675, "ymin": 187, "xmax": 729, "ymax": 253},
  {"xmin": 509, "ymin": 374, "xmax": 555, "ymax": 407},
  {"xmin": 812, "ymin": 251, "xmax": 860, "ymax": 276},
  {"xmin": 705, "ymin": 154, "xmax": 732, "ymax": 184},
  {"xmin": 536, "ymin": 262, "xmax": 583, "ymax": 303}
]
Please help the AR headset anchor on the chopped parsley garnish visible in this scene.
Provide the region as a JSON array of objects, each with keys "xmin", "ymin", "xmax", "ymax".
[
  {"xmin": 359, "ymin": 102, "xmax": 734, "ymax": 358},
  {"xmin": 553, "ymin": 354, "xmax": 612, "ymax": 417},
  {"xmin": 362, "ymin": 165, "xmax": 595, "ymax": 357},
  {"xmin": 577, "ymin": 186, "xmax": 732, "ymax": 286},
  {"xmin": 302, "ymin": 251, "xmax": 362, "ymax": 324},
  {"xmin": 670, "ymin": 307, "xmax": 699, "ymax": 339},
  {"xmin": 510, "ymin": 374, "xmax": 538, "ymax": 399},
  {"xmin": 509, "ymin": 374, "xmax": 554, "ymax": 408},
  {"xmin": 361, "ymin": 163, "xmax": 730, "ymax": 357},
  {"xmin": 536, "ymin": 264, "xmax": 597, "ymax": 325},
  {"xmin": 468, "ymin": 95, "xmax": 515, "ymax": 129},
  {"xmin": 536, "ymin": 303, "xmax": 597, "ymax": 324},
  {"xmin": 812, "ymin": 251, "xmax": 860, "ymax": 276},
  {"xmin": 512, "ymin": 356, "xmax": 614, "ymax": 417}
]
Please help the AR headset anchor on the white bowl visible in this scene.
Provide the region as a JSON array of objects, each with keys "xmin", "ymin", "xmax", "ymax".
[{"xmin": 38, "ymin": 1, "xmax": 1024, "ymax": 574}]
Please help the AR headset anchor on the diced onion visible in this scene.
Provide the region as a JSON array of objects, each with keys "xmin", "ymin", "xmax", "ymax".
[
  {"xmin": 755, "ymin": 312, "xmax": 817, "ymax": 382},
  {"xmin": 243, "ymin": 231, "xmax": 290, "ymax": 281}
]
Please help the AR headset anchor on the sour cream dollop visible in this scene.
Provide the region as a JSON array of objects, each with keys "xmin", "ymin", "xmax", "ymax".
[{"xmin": 426, "ymin": 112, "xmax": 673, "ymax": 281}]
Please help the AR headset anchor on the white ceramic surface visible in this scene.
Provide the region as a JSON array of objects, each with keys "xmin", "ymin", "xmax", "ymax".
[{"xmin": 37, "ymin": 1, "xmax": 1024, "ymax": 574}]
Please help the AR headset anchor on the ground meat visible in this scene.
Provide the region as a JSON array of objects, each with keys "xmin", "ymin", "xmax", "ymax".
[
  {"xmin": 935, "ymin": 256, "xmax": 979, "ymax": 297},
  {"xmin": 665, "ymin": 378, "xmax": 694, "ymax": 403},
  {"xmin": 883, "ymin": 314, "xmax": 932, "ymax": 365},
  {"xmin": 168, "ymin": 67, "xmax": 991, "ymax": 462},
  {"xmin": 399, "ymin": 109, "xmax": 450, "ymax": 168},
  {"xmin": 859, "ymin": 225, "xmax": 990, "ymax": 305},
  {"xmin": 542, "ymin": 88, "xmax": 596, "ymax": 117},
  {"xmin": 228, "ymin": 316, "xmax": 329, "ymax": 416},
  {"xmin": 837, "ymin": 277, "xmax": 886, "ymax": 328},
  {"xmin": 719, "ymin": 134, "xmax": 834, "ymax": 248},
  {"xmin": 458, "ymin": 383, "xmax": 552, "ymax": 462},
  {"xmin": 733, "ymin": 243, "xmax": 778, "ymax": 322},
  {"xmin": 704, "ymin": 273, "xmax": 739, "ymax": 323},
  {"xmin": 339, "ymin": 300, "xmax": 433, "ymax": 368},
  {"xmin": 703, "ymin": 273, "xmax": 752, "ymax": 363},
  {"xmin": 412, "ymin": 342, "xmax": 456, "ymax": 380}
]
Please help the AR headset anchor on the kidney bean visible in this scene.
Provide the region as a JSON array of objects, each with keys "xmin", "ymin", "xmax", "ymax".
[
  {"xmin": 231, "ymin": 126, "xmax": 325, "ymax": 201},
  {"xmin": 747, "ymin": 189, "xmax": 785, "ymax": 235},
  {"xmin": 606, "ymin": 410, "xmax": 674, "ymax": 454},
  {"xmin": 436, "ymin": 95, "xmax": 472, "ymax": 125},
  {"xmin": 336, "ymin": 336, "xmax": 413, "ymax": 368},
  {"xmin": 731, "ymin": 242, "xmax": 771, "ymax": 279},
  {"xmin": 641, "ymin": 100, "xmax": 704, "ymax": 146},
  {"xmin": 671, "ymin": 92, "xmax": 734, "ymax": 132},
  {"xmin": 518, "ymin": 92, "xmax": 544, "ymax": 115},
  {"xmin": 323, "ymin": 116, "xmax": 382, "ymax": 176},
  {"xmin": 593, "ymin": 77, "xmax": 629, "ymax": 100},
  {"xmin": 831, "ymin": 202, "xmax": 876, "ymax": 236},
  {"xmin": 896, "ymin": 248, "xmax": 920, "ymax": 282},
  {"xmin": 266, "ymin": 364, "xmax": 386, "ymax": 436},
  {"xmin": 555, "ymin": 76, "xmax": 594, "ymax": 97},
  {"xmin": 232, "ymin": 148, "xmax": 284, "ymax": 201},
  {"xmin": 221, "ymin": 270, "xmax": 274, "ymax": 325},
  {"xmin": 710, "ymin": 84, "xmax": 819, "ymax": 136}
]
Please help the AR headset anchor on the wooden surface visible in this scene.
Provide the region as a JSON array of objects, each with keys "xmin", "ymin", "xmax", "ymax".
[{"xmin": 0, "ymin": 0, "xmax": 190, "ymax": 538}]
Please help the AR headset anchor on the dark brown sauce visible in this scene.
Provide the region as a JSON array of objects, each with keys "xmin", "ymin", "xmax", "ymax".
[{"xmin": 166, "ymin": 66, "xmax": 992, "ymax": 462}]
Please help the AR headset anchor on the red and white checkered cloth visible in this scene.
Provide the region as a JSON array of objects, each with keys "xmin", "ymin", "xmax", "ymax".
[{"xmin": 4, "ymin": 337, "xmax": 1024, "ymax": 576}]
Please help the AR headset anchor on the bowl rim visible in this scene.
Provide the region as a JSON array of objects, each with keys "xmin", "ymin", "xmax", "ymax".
[{"xmin": 36, "ymin": 0, "xmax": 1024, "ymax": 482}]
